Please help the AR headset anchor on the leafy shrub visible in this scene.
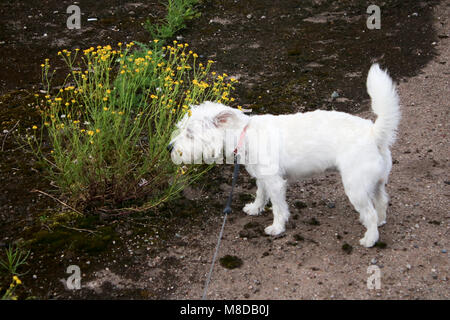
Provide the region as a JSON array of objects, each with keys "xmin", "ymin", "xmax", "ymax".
[{"xmin": 29, "ymin": 41, "xmax": 236, "ymax": 213}]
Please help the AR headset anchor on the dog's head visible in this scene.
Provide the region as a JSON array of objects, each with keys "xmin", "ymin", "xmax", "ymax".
[{"xmin": 168, "ymin": 101, "xmax": 247, "ymax": 164}]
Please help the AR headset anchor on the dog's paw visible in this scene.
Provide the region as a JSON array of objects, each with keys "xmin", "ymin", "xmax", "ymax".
[
  {"xmin": 243, "ymin": 203, "xmax": 263, "ymax": 216},
  {"xmin": 359, "ymin": 230, "xmax": 379, "ymax": 248},
  {"xmin": 264, "ymin": 224, "xmax": 285, "ymax": 236}
]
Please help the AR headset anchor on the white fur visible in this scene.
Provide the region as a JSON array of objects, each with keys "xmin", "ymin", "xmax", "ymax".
[{"xmin": 169, "ymin": 64, "xmax": 400, "ymax": 247}]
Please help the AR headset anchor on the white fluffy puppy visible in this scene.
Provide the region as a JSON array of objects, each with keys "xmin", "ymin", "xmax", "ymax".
[{"xmin": 169, "ymin": 64, "xmax": 400, "ymax": 247}]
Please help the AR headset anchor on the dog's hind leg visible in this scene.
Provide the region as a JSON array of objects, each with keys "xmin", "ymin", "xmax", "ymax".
[
  {"xmin": 243, "ymin": 179, "xmax": 268, "ymax": 216},
  {"xmin": 262, "ymin": 176, "xmax": 290, "ymax": 236},
  {"xmin": 341, "ymin": 169, "xmax": 380, "ymax": 247},
  {"xmin": 372, "ymin": 181, "xmax": 389, "ymax": 226},
  {"xmin": 347, "ymin": 189, "xmax": 379, "ymax": 247}
]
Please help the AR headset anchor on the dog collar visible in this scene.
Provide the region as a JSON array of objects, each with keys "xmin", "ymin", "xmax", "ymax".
[{"xmin": 233, "ymin": 124, "xmax": 249, "ymax": 154}]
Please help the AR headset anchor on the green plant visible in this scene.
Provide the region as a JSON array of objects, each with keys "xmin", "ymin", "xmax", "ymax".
[
  {"xmin": 145, "ymin": 0, "xmax": 201, "ymax": 42},
  {"xmin": 29, "ymin": 41, "xmax": 237, "ymax": 214},
  {"xmin": 0, "ymin": 246, "xmax": 30, "ymax": 277}
]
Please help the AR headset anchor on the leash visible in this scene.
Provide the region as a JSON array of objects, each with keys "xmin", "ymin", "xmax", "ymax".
[
  {"xmin": 202, "ymin": 142, "xmax": 244, "ymax": 299},
  {"xmin": 202, "ymin": 154, "xmax": 240, "ymax": 300}
]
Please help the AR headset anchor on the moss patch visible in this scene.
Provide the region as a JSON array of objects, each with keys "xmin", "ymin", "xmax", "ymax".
[
  {"xmin": 293, "ymin": 234, "xmax": 305, "ymax": 242},
  {"xmin": 219, "ymin": 255, "xmax": 243, "ymax": 269},
  {"xmin": 306, "ymin": 217, "xmax": 320, "ymax": 226},
  {"xmin": 374, "ymin": 241, "xmax": 387, "ymax": 249},
  {"xmin": 342, "ymin": 243, "xmax": 353, "ymax": 254}
]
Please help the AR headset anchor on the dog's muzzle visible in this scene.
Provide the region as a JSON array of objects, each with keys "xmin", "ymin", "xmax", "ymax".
[{"xmin": 167, "ymin": 143, "xmax": 174, "ymax": 153}]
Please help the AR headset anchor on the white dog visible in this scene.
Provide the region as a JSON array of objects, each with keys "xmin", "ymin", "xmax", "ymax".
[{"xmin": 169, "ymin": 64, "xmax": 400, "ymax": 247}]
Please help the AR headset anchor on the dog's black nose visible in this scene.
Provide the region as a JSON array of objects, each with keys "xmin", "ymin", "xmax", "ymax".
[{"xmin": 167, "ymin": 143, "xmax": 174, "ymax": 152}]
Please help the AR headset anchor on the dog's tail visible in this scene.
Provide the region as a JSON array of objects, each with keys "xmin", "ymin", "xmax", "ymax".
[{"xmin": 367, "ymin": 63, "xmax": 400, "ymax": 148}]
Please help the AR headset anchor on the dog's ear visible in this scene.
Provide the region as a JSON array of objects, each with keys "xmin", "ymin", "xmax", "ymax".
[{"xmin": 213, "ymin": 110, "xmax": 238, "ymax": 128}]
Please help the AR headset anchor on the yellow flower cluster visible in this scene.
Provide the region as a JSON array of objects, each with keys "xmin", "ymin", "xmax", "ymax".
[{"xmin": 35, "ymin": 39, "xmax": 238, "ymax": 155}]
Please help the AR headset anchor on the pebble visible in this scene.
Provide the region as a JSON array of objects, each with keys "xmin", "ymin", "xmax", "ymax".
[
  {"xmin": 371, "ymin": 258, "xmax": 377, "ymax": 264},
  {"xmin": 246, "ymin": 14, "xmax": 252, "ymax": 19},
  {"xmin": 406, "ymin": 264, "xmax": 411, "ymax": 270},
  {"xmin": 331, "ymin": 91, "xmax": 339, "ymax": 99}
]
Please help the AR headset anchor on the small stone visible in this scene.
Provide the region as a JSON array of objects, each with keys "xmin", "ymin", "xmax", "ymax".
[
  {"xmin": 371, "ymin": 258, "xmax": 377, "ymax": 264},
  {"xmin": 246, "ymin": 14, "xmax": 252, "ymax": 19},
  {"xmin": 331, "ymin": 91, "xmax": 339, "ymax": 100},
  {"xmin": 406, "ymin": 264, "xmax": 412, "ymax": 270}
]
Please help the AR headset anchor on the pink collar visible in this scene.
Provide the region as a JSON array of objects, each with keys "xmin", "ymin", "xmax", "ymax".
[{"xmin": 233, "ymin": 124, "xmax": 249, "ymax": 154}]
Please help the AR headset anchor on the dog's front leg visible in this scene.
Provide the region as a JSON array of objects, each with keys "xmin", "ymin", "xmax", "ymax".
[
  {"xmin": 243, "ymin": 179, "xmax": 268, "ymax": 216},
  {"xmin": 262, "ymin": 176, "xmax": 290, "ymax": 236}
]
